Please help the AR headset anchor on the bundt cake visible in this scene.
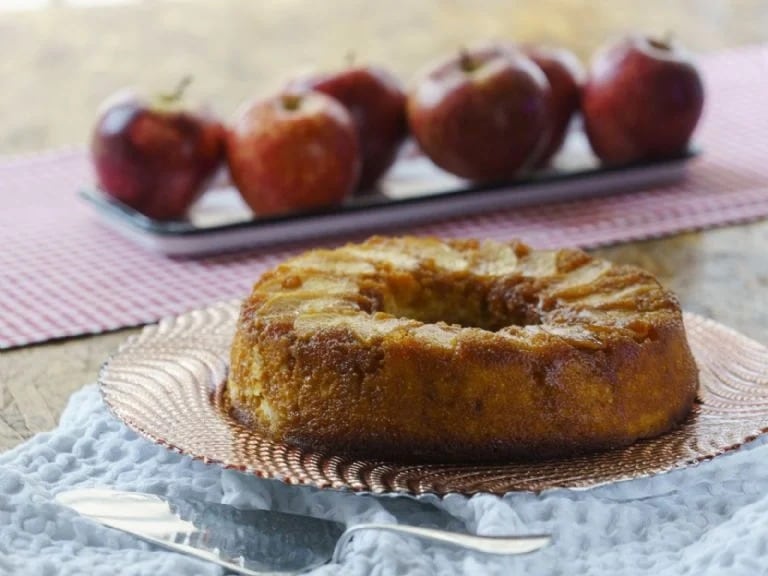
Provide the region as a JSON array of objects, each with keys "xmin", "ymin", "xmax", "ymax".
[{"xmin": 228, "ymin": 236, "xmax": 698, "ymax": 463}]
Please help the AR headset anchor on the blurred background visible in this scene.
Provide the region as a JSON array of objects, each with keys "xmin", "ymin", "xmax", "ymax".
[{"xmin": 2, "ymin": 0, "xmax": 766, "ymax": 155}]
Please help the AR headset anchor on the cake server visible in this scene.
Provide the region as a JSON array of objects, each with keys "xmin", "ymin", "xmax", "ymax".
[{"xmin": 55, "ymin": 488, "xmax": 550, "ymax": 575}]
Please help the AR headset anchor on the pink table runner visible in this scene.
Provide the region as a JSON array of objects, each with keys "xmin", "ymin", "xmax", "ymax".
[{"xmin": 2, "ymin": 45, "xmax": 768, "ymax": 349}]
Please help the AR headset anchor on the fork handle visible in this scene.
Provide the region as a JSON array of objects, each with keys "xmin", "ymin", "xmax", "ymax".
[{"xmin": 332, "ymin": 523, "xmax": 550, "ymax": 563}]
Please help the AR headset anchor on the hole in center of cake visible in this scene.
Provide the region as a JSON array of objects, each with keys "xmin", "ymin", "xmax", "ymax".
[{"xmin": 374, "ymin": 274, "xmax": 542, "ymax": 330}]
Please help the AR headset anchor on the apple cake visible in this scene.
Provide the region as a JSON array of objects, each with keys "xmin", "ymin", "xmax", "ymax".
[{"xmin": 227, "ymin": 235, "xmax": 698, "ymax": 462}]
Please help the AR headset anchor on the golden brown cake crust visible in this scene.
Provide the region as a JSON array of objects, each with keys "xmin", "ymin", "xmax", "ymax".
[{"xmin": 228, "ymin": 236, "xmax": 699, "ymax": 463}]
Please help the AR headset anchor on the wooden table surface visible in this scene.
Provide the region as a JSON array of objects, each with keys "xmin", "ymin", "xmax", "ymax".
[{"xmin": 1, "ymin": 0, "xmax": 767, "ymax": 452}]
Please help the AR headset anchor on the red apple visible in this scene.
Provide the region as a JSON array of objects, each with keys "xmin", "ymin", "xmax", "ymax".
[
  {"xmin": 226, "ymin": 91, "xmax": 360, "ymax": 216},
  {"xmin": 289, "ymin": 65, "xmax": 407, "ymax": 192},
  {"xmin": 582, "ymin": 34, "xmax": 705, "ymax": 165},
  {"xmin": 407, "ymin": 44, "xmax": 552, "ymax": 182},
  {"xmin": 91, "ymin": 79, "xmax": 225, "ymax": 220},
  {"xmin": 521, "ymin": 45, "xmax": 585, "ymax": 166}
]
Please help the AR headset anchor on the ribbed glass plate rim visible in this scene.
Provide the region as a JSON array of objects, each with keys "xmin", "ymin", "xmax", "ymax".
[{"xmin": 99, "ymin": 300, "xmax": 768, "ymax": 496}]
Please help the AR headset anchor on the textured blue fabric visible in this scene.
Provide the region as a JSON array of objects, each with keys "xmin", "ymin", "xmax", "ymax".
[{"xmin": 1, "ymin": 384, "xmax": 767, "ymax": 575}]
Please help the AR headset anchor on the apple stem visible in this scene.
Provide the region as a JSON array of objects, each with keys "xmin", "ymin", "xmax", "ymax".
[
  {"xmin": 459, "ymin": 46, "xmax": 477, "ymax": 73},
  {"xmin": 281, "ymin": 93, "xmax": 302, "ymax": 111},
  {"xmin": 650, "ymin": 32, "xmax": 674, "ymax": 51},
  {"xmin": 345, "ymin": 50, "xmax": 356, "ymax": 68},
  {"xmin": 160, "ymin": 75, "xmax": 193, "ymax": 104}
]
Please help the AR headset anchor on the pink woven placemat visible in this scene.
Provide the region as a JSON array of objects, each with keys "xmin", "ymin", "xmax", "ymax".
[{"xmin": 2, "ymin": 45, "xmax": 768, "ymax": 349}]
